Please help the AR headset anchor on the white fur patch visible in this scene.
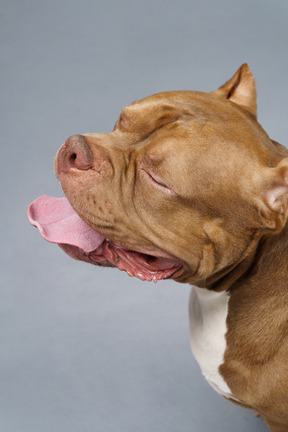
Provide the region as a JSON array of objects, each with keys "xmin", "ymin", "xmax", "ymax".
[{"xmin": 189, "ymin": 286, "xmax": 237, "ymax": 400}]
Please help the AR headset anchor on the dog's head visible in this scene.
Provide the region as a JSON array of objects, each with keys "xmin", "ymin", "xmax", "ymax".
[{"xmin": 28, "ymin": 64, "xmax": 288, "ymax": 287}]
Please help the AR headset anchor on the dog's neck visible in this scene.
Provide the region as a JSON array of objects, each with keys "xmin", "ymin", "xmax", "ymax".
[{"xmin": 194, "ymin": 223, "xmax": 288, "ymax": 295}]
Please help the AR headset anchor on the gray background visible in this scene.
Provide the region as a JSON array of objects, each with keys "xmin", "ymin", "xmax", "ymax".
[{"xmin": 1, "ymin": 1, "xmax": 287, "ymax": 431}]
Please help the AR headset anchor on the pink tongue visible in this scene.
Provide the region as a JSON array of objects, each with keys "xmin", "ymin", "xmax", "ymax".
[{"xmin": 27, "ymin": 195, "xmax": 105, "ymax": 252}]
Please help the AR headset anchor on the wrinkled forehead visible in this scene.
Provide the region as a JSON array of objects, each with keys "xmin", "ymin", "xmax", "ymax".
[
  {"xmin": 114, "ymin": 90, "xmax": 274, "ymax": 167},
  {"xmin": 121, "ymin": 89, "xmax": 258, "ymax": 120},
  {"xmin": 115, "ymin": 89, "xmax": 264, "ymax": 142},
  {"xmin": 115, "ymin": 91, "xmax": 210, "ymax": 132}
]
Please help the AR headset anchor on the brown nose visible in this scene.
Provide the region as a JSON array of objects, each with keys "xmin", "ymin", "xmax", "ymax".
[{"xmin": 56, "ymin": 135, "xmax": 93, "ymax": 174}]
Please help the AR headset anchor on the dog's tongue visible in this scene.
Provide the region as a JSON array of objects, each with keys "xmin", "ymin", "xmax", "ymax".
[{"xmin": 27, "ymin": 195, "xmax": 105, "ymax": 252}]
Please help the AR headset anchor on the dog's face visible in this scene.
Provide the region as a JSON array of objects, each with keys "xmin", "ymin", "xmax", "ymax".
[{"xmin": 29, "ymin": 64, "xmax": 288, "ymax": 286}]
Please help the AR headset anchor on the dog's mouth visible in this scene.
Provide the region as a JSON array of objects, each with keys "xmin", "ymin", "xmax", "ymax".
[{"xmin": 27, "ymin": 195, "xmax": 185, "ymax": 283}]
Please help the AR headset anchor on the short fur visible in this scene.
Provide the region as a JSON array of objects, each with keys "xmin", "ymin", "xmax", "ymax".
[{"xmin": 55, "ymin": 64, "xmax": 288, "ymax": 431}]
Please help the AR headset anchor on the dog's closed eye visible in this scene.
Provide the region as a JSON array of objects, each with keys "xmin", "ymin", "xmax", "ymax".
[{"xmin": 139, "ymin": 168, "xmax": 176, "ymax": 196}]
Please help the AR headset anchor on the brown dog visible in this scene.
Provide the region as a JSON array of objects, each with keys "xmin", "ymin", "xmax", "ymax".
[{"xmin": 28, "ymin": 64, "xmax": 288, "ymax": 432}]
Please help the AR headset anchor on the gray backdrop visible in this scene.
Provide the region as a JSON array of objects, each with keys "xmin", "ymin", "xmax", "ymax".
[{"xmin": 1, "ymin": 1, "xmax": 287, "ymax": 431}]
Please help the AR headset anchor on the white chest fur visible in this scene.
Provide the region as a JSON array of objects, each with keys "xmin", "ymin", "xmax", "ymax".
[{"xmin": 189, "ymin": 286, "xmax": 235, "ymax": 399}]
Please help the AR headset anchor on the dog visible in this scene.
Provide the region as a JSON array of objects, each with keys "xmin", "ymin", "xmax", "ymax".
[{"xmin": 28, "ymin": 64, "xmax": 288, "ymax": 431}]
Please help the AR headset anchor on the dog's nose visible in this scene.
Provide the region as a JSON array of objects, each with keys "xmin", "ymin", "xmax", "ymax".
[{"xmin": 56, "ymin": 135, "xmax": 94, "ymax": 174}]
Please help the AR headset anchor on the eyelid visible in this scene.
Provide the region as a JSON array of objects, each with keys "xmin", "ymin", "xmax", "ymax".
[
  {"xmin": 146, "ymin": 171, "xmax": 168, "ymax": 188},
  {"xmin": 140, "ymin": 168, "xmax": 176, "ymax": 196}
]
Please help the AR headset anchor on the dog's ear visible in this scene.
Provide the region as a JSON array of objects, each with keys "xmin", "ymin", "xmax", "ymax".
[
  {"xmin": 260, "ymin": 158, "xmax": 288, "ymax": 230},
  {"xmin": 212, "ymin": 64, "xmax": 257, "ymax": 118}
]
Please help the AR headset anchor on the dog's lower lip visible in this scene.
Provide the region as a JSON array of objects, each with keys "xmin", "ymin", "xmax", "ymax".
[
  {"xmin": 78, "ymin": 239, "xmax": 185, "ymax": 283},
  {"xmin": 112, "ymin": 241, "xmax": 174, "ymax": 260},
  {"xmin": 75, "ymin": 218, "xmax": 187, "ymax": 279}
]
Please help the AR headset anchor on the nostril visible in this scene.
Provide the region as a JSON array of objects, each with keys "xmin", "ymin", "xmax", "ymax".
[
  {"xmin": 68, "ymin": 153, "xmax": 77, "ymax": 165},
  {"xmin": 57, "ymin": 135, "xmax": 94, "ymax": 173}
]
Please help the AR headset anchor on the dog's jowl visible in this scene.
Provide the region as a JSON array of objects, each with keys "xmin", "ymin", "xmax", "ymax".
[{"xmin": 28, "ymin": 64, "xmax": 288, "ymax": 432}]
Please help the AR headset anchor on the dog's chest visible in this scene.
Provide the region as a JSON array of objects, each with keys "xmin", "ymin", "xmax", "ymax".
[{"xmin": 189, "ymin": 286, "xmax": 234, "ymax": 399}]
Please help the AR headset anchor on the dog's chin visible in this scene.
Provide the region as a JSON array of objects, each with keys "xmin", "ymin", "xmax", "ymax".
[{"xmin": 28, "ymin": 194, "xmax": 185, "ymax": 283}]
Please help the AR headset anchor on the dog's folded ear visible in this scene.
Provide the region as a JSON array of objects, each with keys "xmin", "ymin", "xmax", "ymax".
[
  {"xmin": 261, "ymin": 158, "xmax": 288, "ymax": 231},
  {"xmin": 212, "ymin": 63, "xmax": 257, "ymax": 118}
]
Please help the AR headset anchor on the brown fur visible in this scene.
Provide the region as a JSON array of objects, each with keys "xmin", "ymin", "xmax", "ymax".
[{"xmin": 56, "ymin": 64, "xmax": 288, "ymax": 431}]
